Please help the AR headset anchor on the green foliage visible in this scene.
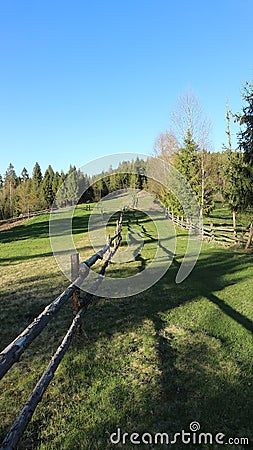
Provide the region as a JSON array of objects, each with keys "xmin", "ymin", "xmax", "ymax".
[
  {"xmin": 65, "ymin": 167, "xmax": 79, "ymax": 205},
  {"xmin": 20, "ymin": 167, "xmax": 29, "ymax": 183},
  {"xmin": 237, "ymin": 81, "xmax": 253, "ymax": 166},
  {"xmin": 4, "ymin": 163, "xmax": 18, "ymax": 188},
  {"xmin": 222, "ymin": 150, "xmax": 249, "ymax": 213},
  {"xmin": 32, "ymin": 162, "xmax": 43, "ymax": 187},
  {"xmin": 42, "ymin": 165, "xmax": 55, "ymax": 208},
  {"xmin": 161, "ymin": 130, "xmax": 214, "ymax": 217},
  {"xmin": 235, "ymin": 81, "xmax": 253, "ymax": 217}
]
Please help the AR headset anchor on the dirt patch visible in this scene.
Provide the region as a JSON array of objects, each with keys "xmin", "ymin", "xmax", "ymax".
[{"xmin": 0, "ymin": 218, "xmax": 27, "ymax": 232}]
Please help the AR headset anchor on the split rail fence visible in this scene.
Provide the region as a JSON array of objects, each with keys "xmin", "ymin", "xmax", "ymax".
[
  {"xmin": 164, "ymin": 208, "xmax": 253, "ymax": 248},
  {"xmin": 0, "ymin": 213, "xmax": 123, "ymax": 450}
]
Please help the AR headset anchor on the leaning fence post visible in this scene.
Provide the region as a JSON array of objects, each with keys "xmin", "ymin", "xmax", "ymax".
[{"xmin": 71, "ymin": 253, "xmax": 81, "ymax": 334}]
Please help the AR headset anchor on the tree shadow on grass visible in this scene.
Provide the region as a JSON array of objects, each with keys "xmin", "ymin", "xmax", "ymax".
[
  {"xmin": 1, "ymin": 212, "xmax": 253, "ymax": 449},
  {"xmin": 28, "ymin": 246, "xmax": 252, "ymax": 450},
  {"xmin": 0, "ymin": 220, "xmax": 50, "ymax": 244},
  {"xmin": 0, "ymin": 211, "xmax": 91, "ymax": 245}
]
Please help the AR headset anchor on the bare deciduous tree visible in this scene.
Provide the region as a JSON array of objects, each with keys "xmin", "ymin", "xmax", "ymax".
[
  {"xmin": 171, "ymin": 90, "xmax": 211, "ymax": 149},
  {"xmin": 153, "ymin": 129, "xmax": 178, "ymax": 163}
]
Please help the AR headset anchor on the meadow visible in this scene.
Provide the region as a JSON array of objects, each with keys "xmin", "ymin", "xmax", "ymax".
[{"xmin": 0, "ymin": 204, "xmax": 252, "ymax": 449}]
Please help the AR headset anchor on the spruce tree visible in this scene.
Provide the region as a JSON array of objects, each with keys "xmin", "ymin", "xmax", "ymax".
[
  {"xmin": 32, "ymin": 162, "xmax": 43, "ymax": 187},
  {"xmin": 166, "ymin": 130, "xmax": 213, "ymax": 218},
  {"xmin": 52, "ymin": 171, "xmax": 60, "ymax": 196},
  {"xmin": 55, "ymin": 171, "xmax": 67, "ymax": 208},
  {"xmin": 235, "ymin": 81, "xmax": 253, "ymax": 247},
  {"xmin": 42, "ymin": 165, "xmax": 55, "ymax": 208},
  {"xmin": 237, "ymin": 81, "xmax": 253, "ymax": 166},
  {"xmin": 4, "ymin": 163, "xmax": 18, "ymax": 218},
  {"xmin": 222, "ymin": 102, "xmax": 249, "ymax": 236},
  {"xmin": 21, "ymin": 167, "xmax": 29, "ymax": 183},
  {"xmin": 222, "ymin": 151, "xmax": 248, "ymax": 214}
]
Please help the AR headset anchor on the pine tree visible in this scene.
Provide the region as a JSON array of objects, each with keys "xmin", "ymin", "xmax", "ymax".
[
  {"xmin": 163, "ymin": 130, "xmax": 213, "ymax": 219},
  {"xmin": 42, "ymin": 165, "xmax": 55, "ymax": 208},
  {"xmin": 222, "ymin": 102, "xmax": 249, "ymax": 236},
  {"xmin": 4, "ymin": 163, "xmax": 18, "ymax": 218},
  {"xmin": 55, "ymin": 171, "xmax": 67, "ymax": 208},
  {"xmin": 52, "ymin": 171, "xmax": 60, "ymax": 196},
  {"xmin": 65, "ymin": 166, "xmax": 79, "ymax": 205},
  {"xmin": 235, "ymin": 81, "xmax": 253, "ymax": 247},
  {"xmin": 79, "ymin": 173, "xmax": 93, "ymax": 203},
  {"xmin": 66, "ymin": 173, "xmax": 79, "ymax": 205},
  {"xmin": 222, "ymin": 151, "xmax": 248, "ymax": 229},
  {"xmin": 21, "ymin": 167, "xmax": 29, "ymax": 183},
  {"xmin": 237, "ymin": 81, "xmax": 253, "ymax": 166},
  {"xmin": 32, "ymin": 162, "xmax": 43, "ymax": 187}
]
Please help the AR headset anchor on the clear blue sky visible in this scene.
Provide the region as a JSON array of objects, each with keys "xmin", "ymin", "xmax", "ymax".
[{"xmin": 0, "ymin": 0, "xmax": 252, "ymax": 178}]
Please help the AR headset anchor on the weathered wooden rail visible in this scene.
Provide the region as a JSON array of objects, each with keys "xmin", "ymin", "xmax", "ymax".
[
  {"xmin": 164, "ymin": 207, "xmax": 252, "ymax": 247},
  {"xmin": 0, "ymin": 212, "xmax": 123, "ymax": 450}
]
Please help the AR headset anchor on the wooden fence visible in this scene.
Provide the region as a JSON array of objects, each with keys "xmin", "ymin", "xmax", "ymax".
[
  {"xmin": 0, "ymin": 213, "xmax": 123, "ymax": 450},
  {"xmin": 164, "ymin": 208, "xmax": 253, "ymax": 248},
  {"xmin": 0, "ymin": 205, "xmax": 93, "ymax": 231}
]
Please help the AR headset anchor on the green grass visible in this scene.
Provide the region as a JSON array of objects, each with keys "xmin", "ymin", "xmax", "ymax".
[
  {"xmin": 0, "ymin": 205, "xmax": 253, "ymax": 449},
  {"xmin": 205, "ymin": 200, "xmax": 252, "ymax": 228}
]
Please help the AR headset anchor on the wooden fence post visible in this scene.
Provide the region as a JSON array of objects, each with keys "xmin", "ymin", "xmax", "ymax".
[
  {"xmin": 245, "ymin": 222, "xmax": 253, "ymax": 249},
  {"xmin": 71, "ymin": 253, "xmax": 81, "ymax": 334}
]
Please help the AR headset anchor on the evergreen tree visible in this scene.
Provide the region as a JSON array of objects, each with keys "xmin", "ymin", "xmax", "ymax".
[
  {"xmin": 236, "ymin": 81, "xmax": 253, "ymax": 210},
  {"xmin": 64, "ymin": 166, "xmax": 79, "ymax": 205},
  {"xmin": 79, "ymin": 173, "xmax": 93, "ymax": 203},
  {"xmin": 222, "ymin": 95, "xmax": 252, "ymax": 242},
  {"xmin": 163, "ymin": 130, "xmax": 213, "ymax": 218},
  {"xmin": 21, "ymin": 167, "xmax": 29, "ymax": 183},
  {"xmin": 42, "ymin": 165, "xmax": 55, "ymax": 207},
  {"xmin": 235, "ymin": 80, "xmax": 253, "ymax": 247},
  {"xmin": 4, "ymin": 163, "xmax": 18, "ymax": 187},
  {"xmin": 222, "ymin": 150, "xmax": 248, "ymax": 232},
  {"xmin": 76, "ymin": 169, "xmax": 88, "ymax": 202},
  {"xmin": 55, "ymin": 171, "xmax": 67, "ymax": 208},
  {"xmin": 52, "ymin": 171, "xmax": 60, "ymax": 196},
  {"xmin": 4, "ymin": 163, "xmax": 18, "ymax": 218},
  {"xmin": 32, "ymin": 162, "xmax": 43, "ymax": 187},
  {"xmin": 237, "ymin": 81, "xmax": 253, "ymax": 166}
]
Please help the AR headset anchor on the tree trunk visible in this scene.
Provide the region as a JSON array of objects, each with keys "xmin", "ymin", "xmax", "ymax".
[
  {"xmin": 201, "ymin": 151, "xmax": 205, "ymax": 216},
  {"xmin": 245, "ymin": 222, "xmax": 253, "ymax": 249}
]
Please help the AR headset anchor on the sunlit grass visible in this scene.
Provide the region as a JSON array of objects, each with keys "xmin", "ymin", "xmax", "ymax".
[{"xmin": 0, "ymin": 205, "xmax": 252, "ymax": 449}]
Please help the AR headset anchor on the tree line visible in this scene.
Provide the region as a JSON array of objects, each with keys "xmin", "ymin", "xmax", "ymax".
[
  {"xmin": 0, "ymin": 159, "xmax": 147, "ymax": 219},
  {"xmin": 0, "ymin": 163, "xmax": 91, "ymax": 219}
]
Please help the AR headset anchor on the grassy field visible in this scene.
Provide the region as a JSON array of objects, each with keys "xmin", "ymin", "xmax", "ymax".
[{"xmin": 0, "ymin": 205, "xmax": 253, "ymax": 449}]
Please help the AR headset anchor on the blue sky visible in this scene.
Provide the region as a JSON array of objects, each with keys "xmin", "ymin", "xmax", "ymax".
[{"xmin": 0, "ymin": 0, "xmax": 252, "ymax": 177}]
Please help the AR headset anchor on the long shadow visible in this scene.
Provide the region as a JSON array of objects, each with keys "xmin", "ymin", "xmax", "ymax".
[
  {"xmin": 207, "ymin": 292, "xmax": 253, "ymax": 334},
  {"xmin": 0, "ymin": 220, "xmax": 50, "ymax": 244},
  {"xmin": 0, "ymin": 211, "xmax": 92, "ymax": 245},
  {"xmin": 1, "ymin": 249, "xmax": 253, "ymax": 449},
  {"xmin": 1, "ymin": 210, "xmax": 253, "ymax": 448},
  {"xmin": 67, "ymin": 247, "xmax": 253, "ymax": 447}
]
